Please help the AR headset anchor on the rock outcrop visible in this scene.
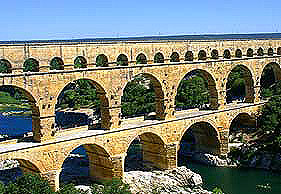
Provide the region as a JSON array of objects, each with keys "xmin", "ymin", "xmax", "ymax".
[{"xmin": 124, "ymin": 166, "xmax": 211, "ymax": 194}]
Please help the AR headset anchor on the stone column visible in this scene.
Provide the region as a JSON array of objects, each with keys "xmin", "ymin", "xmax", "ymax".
[
  {"xmin": 217, "ymin": 90, "xmax": 226, "ymax": 110},
  {"xmin": 34, "ymin": 116, "xmax": 55, "ymax": 142},
  {"xmin": 218, "ymin": 129, "xmax": 229, "ymax": 156},
  {"xmin": 111, "ymin": 154, "xmax": 126, "ymax": 179},
  {"xmin": 254, "ymin": 85, "xmax": 261, "ymax": 103},
  {"xmin": 142, "ymin": 141, "xmax": 177, "ymax": 170},
  {"xmin": 41, "ymin": 169, "xmax": 62, "ymax": 191}
]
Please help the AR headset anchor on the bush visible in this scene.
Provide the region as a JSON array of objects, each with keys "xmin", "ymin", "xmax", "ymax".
[{"xmin": 91, "ymin": 179, "xmax": 131, "ymax": 194}]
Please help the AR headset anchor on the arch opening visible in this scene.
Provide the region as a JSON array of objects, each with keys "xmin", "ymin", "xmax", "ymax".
[
  {"xmin": 96, "ymin": 54, "xmax": 108, "ymax": 67},
  {"xmin": 55, "ymin": 79, "xmax": 110, "ymax": 130},
  {"xmin": 268, "ymin": 48, "xmax": 274, "ymax": 56},
  {"xmin": 229, "ymin": 113, "xmax": 257, "ymax": 145},
  {"xmin": 175, "ymin": 69, "xmax": 218, "ymax": 111},
  {"xmin": 117, "ymin": 54, "xmax": 128, "ymax": 66},
  {"xmin": 198, "ymin": 50, "xmax": 207, "ymax": 60},
  {"xmin": 170, "ymin": 52, "xmax": 180, "ymax": 62},
  {"xmin": 226, "ymin": 65, "xmax": 255, "ymax": 103},
  {"xmin": 136, "ymin": 53, "xmax": 147, "ymax": 64},
  {"xmin": 257, "ymin": 47, "xmax": 264, "ymax": 56},
  {"xmin": 260, "ymin": 62, "xmax": 281, "ymax": 99},
  {"xmin": 74, "ymin": 56, "xmax": 87, "ymax": 68},
  {"xmin": 247, "ymin": 48, "xmax": 254, "ymax": 57},
  {"xmin": 154, "ymin": 52, "xmax": 164, "ymax": 63},
  {"xmin": 50, "ymin": 57, "xmax": 64, "ymax": 70},
  {"xmin": 235, "ymin": 49, "xmax": 242, "ymax": 58},
  {"xmin": 223, "ymin": 49, "xmax": 231, "ymax": 59},
  {"xmin": 185, "ymin": 51, "xmax": 194, "ymax": 61},
  {"xmin": 125, "ymin": 132, "xmax": 166, "ymax": 171},
  {"xmin": 59, "ymin": 144, "xmax": 113, "ymax": 186},
  {"xmin": 121, "ymin": 73, "xmax": 165, "ymax": 120},
  {"xmin": 211, "ymin": 49, "xmax": 219, "ymax": 59},
  {"xmin": 0, "ymin": 158, "xmax": 41, "ymax": 184},
  {"xmin": 277, "ymin": 47, "xmax": 281, "ymax": 55},
  {"xmin": 0, "ymin": 85, "xmax": 40, "ymax": 142},
  {"xmin": 0, "ymin": 59, "xmax": 12, "ymax": 73},
  {"xmin": 23, "ymin": 58, "xmax": 39, "ymax": 72},
  {"xmin": 178, "ymin": 122, "xmax": 221, "ymax": 166}
]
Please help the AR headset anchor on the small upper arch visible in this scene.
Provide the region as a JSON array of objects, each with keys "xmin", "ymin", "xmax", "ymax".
[
  {"xmin": 223, "ymin": 49, "xmax": 231, "ymax": 59},
  {"xmin": 211, "ymin": 49, "xmax": 219, "ymax": 59},
  {"xmin": 235, "ymin": 49, "xmax": 243, "ymax": 58},
  {"xmin": 198, "ymin": 50, "xmax": 207, "ymax": 60},
  {"xmin": 136, "ymin": 53, "xmax": 148, "ymax": 64},
  {"xmin": 170, "ymin": 52, "xmax": 180, "ymax": 62},
  {"xmin": 74, "ymin": 56, "xmax": 87, "ymax": 68},
  {"xmin": 23, "ymin": 58, "xmax": 40, "ymax": 72},
  {"xmin": 277, "ymin": 47, "xmax": 281, "ymax": 55},
  {"xmin": 117, "ymin": 54, "xmax": 129, "ymax": 66},
  {"xmin": 0, "ymin": 59, "xmax": 12, "ymax": 73},
  {"xmin": 268, "ymin": 48, "xmax": 274, "ymax": 56},
  {"xmin": 96, "ymin": 54, "xmax": 109, "ymax": 67},
  {"xmin": 154, "ymin": 52, "xmax": 165, "ymax": 63},
  {"xmin": 184, "ymin": 51, "xmax": 194, "ymax": 61},
  {"xmin": 50, "ymin": 57, "xmax": 64, "ymax": 70},
  {"xmin": 246, "ymin": 48, "xmax": 254, "ymax": 57},
  {"xmin": 257, "ymin": 47, "xmax": 264, "ymax": 56}
]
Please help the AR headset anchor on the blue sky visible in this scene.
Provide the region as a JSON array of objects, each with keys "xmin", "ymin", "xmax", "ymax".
[{"xmin": 0, "ymin": 0, "xmax": 280, "ymax": 40}]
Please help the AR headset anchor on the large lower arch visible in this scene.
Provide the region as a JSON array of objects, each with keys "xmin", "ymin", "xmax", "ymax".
[
  {"xmin": 0, "ymin": 85, "xmax": 40, "ymax": 141},
  {"xmin": 125, "ymin": 132, "xmax": 168, "ymax": 171},
  {"xmin": 121, "ymin": 73, "xmax": 165, "ymax": 120},
  {"xmin": 226, "ymin": 65, "xmax": 255, "ymax": 103},
  {"xmin": 0, "ymin": 158, "xmax": 42, "ymax": 184},
  {"xmin": 55, "ymin": 78, "xmax": 110, "ymax": 130},
  {"xmin": 178, "ymin": 121, "xmax": 221, "ymax": 158},
  {"xmin": 260, "ymin": 62, "xmax": 281, "ymax": 99},
  {"xmin": 175, "ymin": 69, "xmax": 219, "ymax": 110},
  {"xmin": 59, "ymin": 143, "xmax": 114, "ymax": 186}
]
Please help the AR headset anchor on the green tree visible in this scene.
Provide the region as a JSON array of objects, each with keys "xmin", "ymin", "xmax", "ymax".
[
  {"xmin": 23, "ymin": 58, "xmax": 39, "ymax": 72},
  {"xmin": 91, "ymin": 179, "xmax": 131, "ymax": 194},
  {"xmin": 226, "ymin": 66, "xmax": 246, "ymax": 102},
  {"xmin": 4, "ymin": 174, "xmax": 53, "ymax": 194},
  {"xmin": 117, "ymin": 54, "xmax": 128, "ymax": 66},
  {"xmin": 122, "ymin": 76, "xmax": 155, "ymax": 117},
  {"xmin": 175, "ymin": 75, "xmax": 209, "ymax": 109},
  {"xmin": 96, "ymin": 54, "xmax": 108, "ymax": 67},
  {"xmin": 154, "ymin": 53, "xmax": 164, "ymax": 63}
]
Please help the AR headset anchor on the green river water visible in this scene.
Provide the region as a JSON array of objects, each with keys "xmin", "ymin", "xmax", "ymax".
[{"xmin": 183, "ymin": 162, "xmax": 281, "ymax": 194}]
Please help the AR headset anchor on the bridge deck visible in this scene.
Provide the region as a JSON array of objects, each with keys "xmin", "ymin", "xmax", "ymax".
[{"xmin": 0, "ymin": 102, "xmax": 264, "ymax": 155}]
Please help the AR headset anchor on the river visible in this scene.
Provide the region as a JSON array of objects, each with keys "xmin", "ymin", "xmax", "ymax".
[{"xmin": 0, "ymin": 115, "xmax": 280, "ymax": 194}]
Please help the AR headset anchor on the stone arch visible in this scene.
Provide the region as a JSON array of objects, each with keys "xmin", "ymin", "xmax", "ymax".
[
  {"xmin": 59, "ymin": 143, "xmax": 114, "ymax": 185},
  {"xmin": 235, "ymin": 49, "xmax": 243, "ymax": 58},
  {"xmin": 96, "ymin": 54, "xmax": 108, "ymax": 67},
  {"xmin": 247, "ymin": 48, "xmax": 254, "ymax": 57},
  {"xmin": 223, "ymin": 49, "xmax": 231, "ymax": 59},
  {"xmin": 277, "ymin": 47, "xmax": 281, "ymax": 55},
  {"xmin": 198, "ymin": 50, "xmax": 207, "ymax": 60},
  {"xmin": 23, "ymin": 58, "xmax": 39, "ymax": 72},
  {"xmin": 0, "ymin": 59, "xmax": 12, "ymax": 73},
  {"xmin": 136, "ymin": 53, "xmax": 147, "ymax": 64},
  {"xmin": 226, "ymin": 65, "xmax": 255, "ymax": 103},
  {"xmin": 178, "ymin": 121, "xmax": 221, "ymax": 155},
  {"xmin": 50, "ymin": 57, "xmax": 64, "ymax": 70},
  {"xmin": 175, "ymin": 69, "xmax": 219, "ymax": 110},
  {"xmin": 170, "ymin": 52, "xmax": 180, "ymax": 62},
  {"xmin": 268, "ymin": 48, "xmax": 274, "ymax": 56},
  {"xmin": 184, "ymin": 51, "xmax": 193, "ymax": 61},
  {"xmin": 116, "ymin": 54, "xmax": 128, "ymax": 66},
  {"xmin": 74, "ymin": 56, "xmax": 87, "ymax": 68},
  {"xmin": 211, "ymin": 49, "xmax": 219, "ymax": 59},
  {"xmin": 121, "ymin": 72, "xmax": 165, "ymax": 120},
  {"xmin": 229, "ymin": 112, "xmax": 256, "ymax": 132},
  {"xmin": 257, "ymin": 47, "xmax": 264, "ymax": 56},
  {"xmin": 55, "ymin": 78, "xmax": 111, "ymax": 129},
  {"xmin": 154, "ymin": 52, "xmax": 165, "ymax": 63},
  {"xmin": 125, "ymin": 132, "xmax": 168, "ymax": 171},
  {"xmin": 260, "ymin": 62, "xmax": 281, "ymax": 98},
  {"xmin": 0, "ymin": 85, "xmax": 40, "ymax": 141}
]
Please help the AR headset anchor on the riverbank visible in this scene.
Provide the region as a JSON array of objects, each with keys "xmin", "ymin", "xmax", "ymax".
[{"xmin": 0, "ymin": 104, "xmax": 31, "ymax": 116}]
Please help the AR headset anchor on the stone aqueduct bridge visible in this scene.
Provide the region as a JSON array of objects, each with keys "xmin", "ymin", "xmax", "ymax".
[{"xmin": 0, "ymin": 37, "xmax": 281, "ymax": 190}]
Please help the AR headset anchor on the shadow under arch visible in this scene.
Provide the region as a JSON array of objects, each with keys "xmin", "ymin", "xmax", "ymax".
[
  {"xmin": 178, "ymin": 121, "xmax": 221, "ymax": 165},
  {"xmin": 229, "ymin": 113, "xmax": 257, "ymax": 143},
  {"xmin": 55, "ymin": 78, "xmax": 110, "ymax": 130},
  {"xmin": 121, "ymin": 72, "xmax": 165, "ymax": 120},
  {"xmin": 59, "ymin": 143, "xmax": 114, "ymax": 186},
  {"xmin": 125, "ymin": 132, "xmax": 167, "ymax": 171},
  {"xmin": 136, "ymin": 53, "xmax": 147, "ymax": 64},
  {"xmin": 260, "ymin": 62, "xmax": 281, "ymax": 99},
  {"xmin": 175, "ymin": 69, "xmax": 219, "ymax": 110},
  {"xmin": 0, "ymin": 158, "xmax": 41, "ymax": 184},
  {"xmin": 226, "ymin": 64, "xmax": 255, "ymax": 103},
  {"xmin": 0, "ymin": 85, "xmax": 40, "ymax": 142}
]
